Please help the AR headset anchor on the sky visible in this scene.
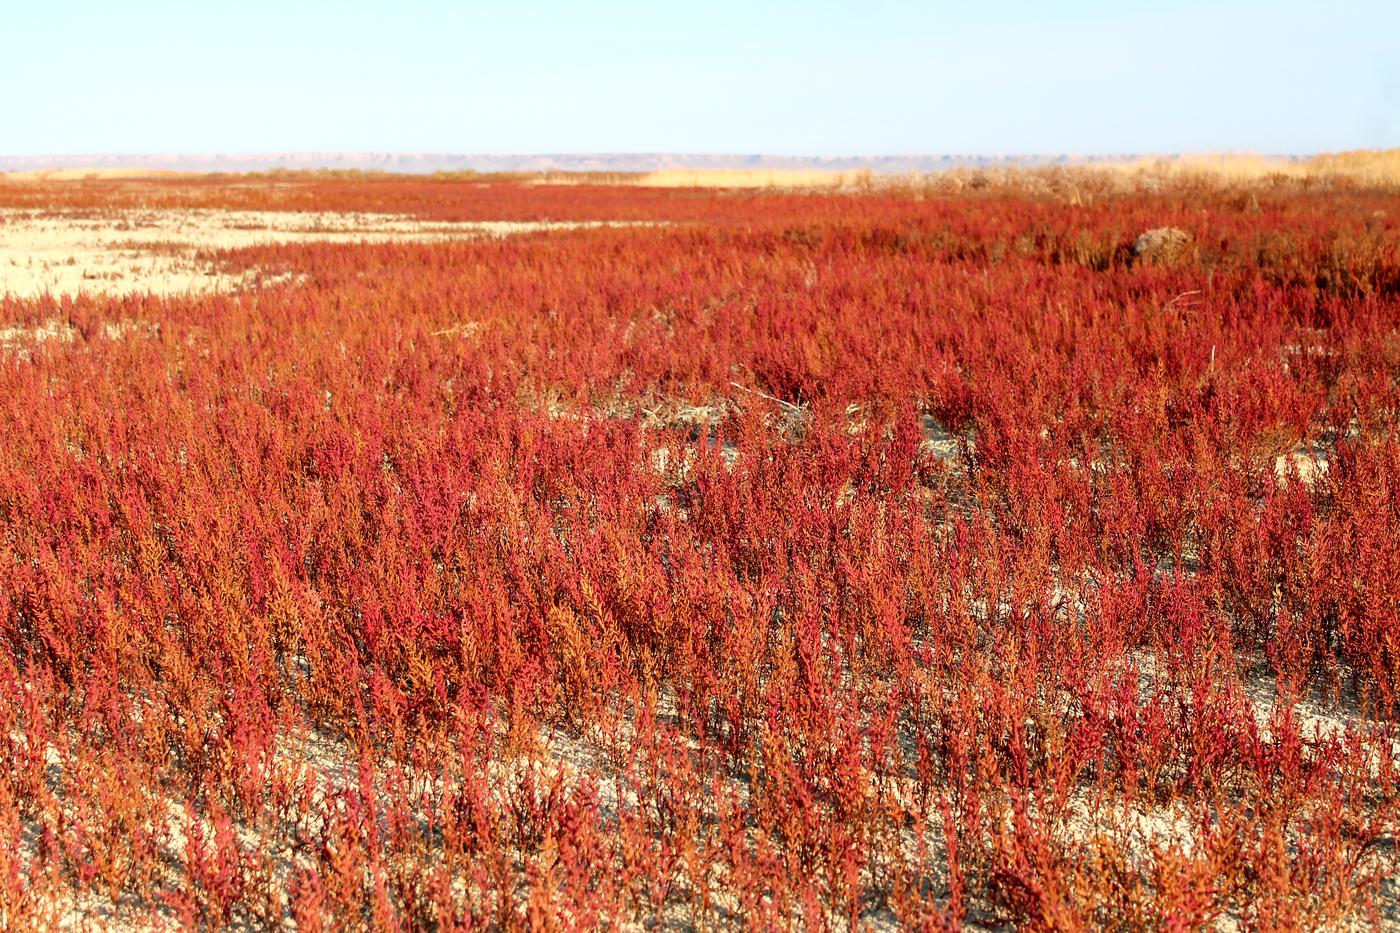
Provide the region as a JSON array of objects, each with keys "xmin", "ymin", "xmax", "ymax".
[{"xmin": 4, "ymin": 0, "xmax": 1397, "ymax": 156}]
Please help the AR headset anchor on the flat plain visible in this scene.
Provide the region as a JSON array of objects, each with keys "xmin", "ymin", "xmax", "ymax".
[{"xmin": 0, "ymin": 165, "xmax": 1398, "ymax": 930}]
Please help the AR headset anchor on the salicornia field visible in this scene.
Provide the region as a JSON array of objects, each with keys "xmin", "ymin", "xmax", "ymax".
[{"xmin": 1, "ymin": 172, "xmax": 1398, "ymax": 930}]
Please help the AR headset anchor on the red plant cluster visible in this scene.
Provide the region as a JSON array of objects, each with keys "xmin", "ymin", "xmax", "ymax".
[{"xmin": 1, "ymin": 176, "xmax": 1398, "ymax": 929}]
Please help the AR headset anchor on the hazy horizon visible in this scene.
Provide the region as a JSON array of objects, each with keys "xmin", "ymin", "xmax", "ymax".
[{"xmin": 0, "ymin": 151, "xmax": 1339, "ymax": 179}]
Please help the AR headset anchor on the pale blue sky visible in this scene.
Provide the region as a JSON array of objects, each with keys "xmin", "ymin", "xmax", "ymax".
[{"xmin": 5, "ymin": 0, "xmax": 1397, "ymax": 155}]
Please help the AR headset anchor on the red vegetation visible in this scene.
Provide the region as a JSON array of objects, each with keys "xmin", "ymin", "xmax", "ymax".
[{"xmin": 1, "ymin": 175, "xmax": 1398, "ymax": 929}]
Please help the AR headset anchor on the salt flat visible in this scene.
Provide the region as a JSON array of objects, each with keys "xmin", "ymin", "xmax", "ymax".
[{"xmin": 0, "ymin": 208, "xmax": 612, "ymax": 298}]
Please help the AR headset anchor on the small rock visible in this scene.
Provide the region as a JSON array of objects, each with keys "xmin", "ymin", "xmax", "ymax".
[{"xmin": 1133, "ymin": 226, "xmax": 1194, "ymax": 265}]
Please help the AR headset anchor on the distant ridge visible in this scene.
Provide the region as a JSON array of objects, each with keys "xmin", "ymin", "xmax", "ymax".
[{"xmin": 0, "ymin": 152, "xmax": 1193, "ymax": 176}]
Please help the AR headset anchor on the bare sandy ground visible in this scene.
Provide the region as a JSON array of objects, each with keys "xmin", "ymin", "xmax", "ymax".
[{"xmin": 0, "ymin": 208, "xmax": 616, "ymax": 299}]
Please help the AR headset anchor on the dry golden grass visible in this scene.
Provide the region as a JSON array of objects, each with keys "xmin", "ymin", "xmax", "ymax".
[
  {"xmin": 857, "ymin": 150, "xmax": 1400, "ymax": 201},
  {"xmin": 1100, "ymin": 149, "xmax": 1400, "ymax": 186},
  {"xmin": 547, "ymin": 150, "xmax": 1400, "ymax": 193}
]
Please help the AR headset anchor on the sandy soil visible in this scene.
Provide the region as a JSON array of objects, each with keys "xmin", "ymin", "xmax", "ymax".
[{"xmin": 0, "ymin": 208, "xmax": 617, "ymax": 299}]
